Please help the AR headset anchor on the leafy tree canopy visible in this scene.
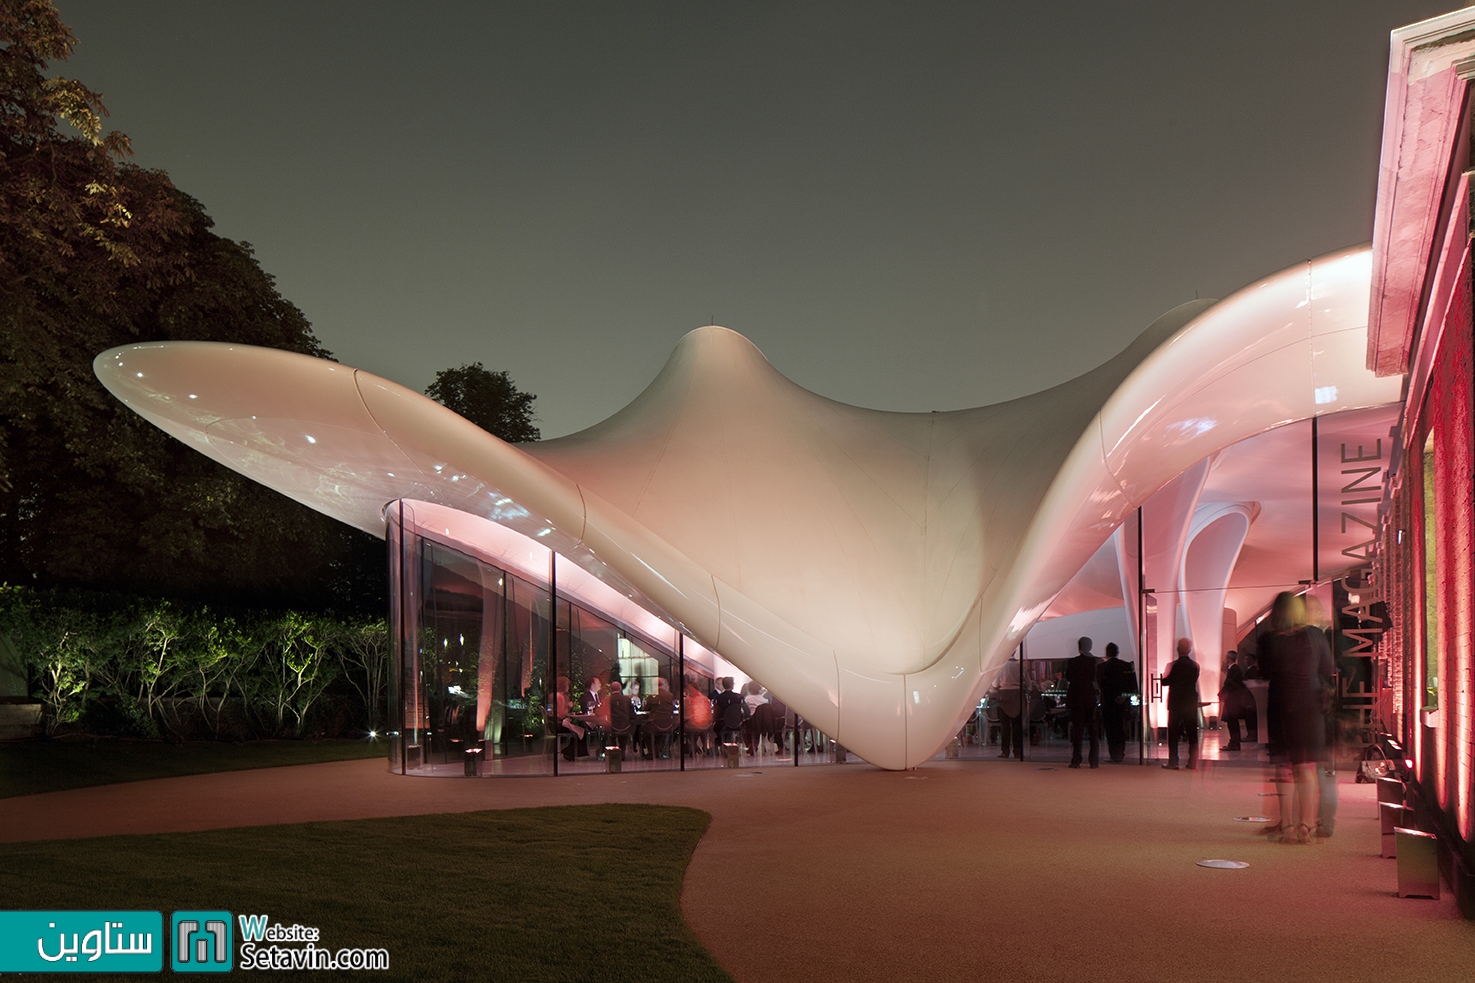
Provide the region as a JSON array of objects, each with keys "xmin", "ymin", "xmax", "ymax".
[
  {"xmin": 0, "ymin": 0, "xmax": 381, "ymax": 612},
  {"xmin": 426, "ymin": 362, "xmax": 540, "ymax": 443}
]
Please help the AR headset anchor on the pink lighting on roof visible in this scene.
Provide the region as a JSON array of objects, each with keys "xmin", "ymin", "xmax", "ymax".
[
  {"xmin": 399, "ymin": 498, "xmax": 679, "ymax": 651},
  {"xmin": 95, "ymin": 246, "xmax": 1400, "ymax": 768}
]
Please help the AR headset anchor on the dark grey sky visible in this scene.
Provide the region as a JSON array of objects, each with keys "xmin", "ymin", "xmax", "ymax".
[{"xmin": 61, "ymin": 1, "xmax": 1454, "ymax": 438}]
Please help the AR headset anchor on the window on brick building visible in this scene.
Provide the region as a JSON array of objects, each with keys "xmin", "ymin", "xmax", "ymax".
[{"xmin": 1421, "ymin": 430, "xmax": 1439, "ymax": 710}]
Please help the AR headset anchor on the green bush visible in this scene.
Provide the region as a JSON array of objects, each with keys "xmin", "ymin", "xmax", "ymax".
[{"xmin": 0, "ymin": 585, "xmax": 387, "ymax": 739}]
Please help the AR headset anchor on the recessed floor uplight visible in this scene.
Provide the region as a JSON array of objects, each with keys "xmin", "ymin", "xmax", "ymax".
[{"xmin": 1196, "ymin": 859, "xmax": 1249, "ymax": 869}]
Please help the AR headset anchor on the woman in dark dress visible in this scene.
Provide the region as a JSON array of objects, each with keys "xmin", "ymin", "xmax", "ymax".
[{"xmin": 1258, "ymin": 592, "xmax": 1334, "ymax": 843}]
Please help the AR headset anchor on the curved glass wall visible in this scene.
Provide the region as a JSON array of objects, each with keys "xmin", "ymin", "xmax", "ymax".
[
  {"xmin": 387, "ymin": 500, "xmax": 856, "ymax": 776},
  {"xmin": 390, "ymin": 502, "xmax": 554, "ymax": 776},
  {"xmin": 386, "ymin": 500, "xmax": 823, "ymax": 776}
]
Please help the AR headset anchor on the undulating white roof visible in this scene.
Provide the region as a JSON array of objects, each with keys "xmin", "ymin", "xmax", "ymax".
[{"xmin": 95, "ymin": 246, "xmax": 1399, "ymax": 767}]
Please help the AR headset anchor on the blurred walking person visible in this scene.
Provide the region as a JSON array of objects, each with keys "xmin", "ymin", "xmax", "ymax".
[{"xmin": 1258, "ymin": 592, "xmax": 1335, "ymax": 843}]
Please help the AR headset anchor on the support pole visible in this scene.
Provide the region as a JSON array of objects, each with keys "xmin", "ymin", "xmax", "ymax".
[
  {"xmin": 396, "ymin": 501, "xmax": 407, "ymax": 775},
  {"xmin": 1018, "ymin": 641, "xmax": 1026, "ymax": 761},
  {"xmin": 1138, "ymin": 506, "xmax": 1148, "ymax": 765},
  {"xmin": 1312, "ymin": 415, "xmax": 1321, "ymax": 582},
  {"xmin": 678, "ymin": 634, "xmax": 686, "ymax": 772}
]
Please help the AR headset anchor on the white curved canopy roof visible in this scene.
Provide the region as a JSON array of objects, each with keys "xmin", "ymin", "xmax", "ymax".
[{"xmin": 95, "ymin": 245, "xmax": 1399, "ymax": 768}]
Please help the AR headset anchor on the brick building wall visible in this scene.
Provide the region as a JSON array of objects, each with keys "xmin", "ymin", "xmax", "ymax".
[{"xmin": 1381, "ymin": 210, "xmax": 1475, "ymax": 856}]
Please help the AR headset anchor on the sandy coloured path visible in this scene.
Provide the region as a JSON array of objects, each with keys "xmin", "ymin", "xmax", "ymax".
[{"xmin": 2, "ymin": 757, "xmax": 1471, "ymax": 982}]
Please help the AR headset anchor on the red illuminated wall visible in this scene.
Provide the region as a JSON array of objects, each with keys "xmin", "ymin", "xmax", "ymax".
[
  {"xmin": 1381, "ymin": 462, "xmax": 1411, "ymax": 750},
  {"xmin": 1426, "ymin": 252, "xmax": 1474, "ymax": 838},
  {"xmin": 1385, "ymin": 190, "xmax": 1475, "ymax": 848}
]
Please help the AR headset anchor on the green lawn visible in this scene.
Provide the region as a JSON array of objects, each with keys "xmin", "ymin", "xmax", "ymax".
[
  {"xmin": 0, "ymin": 805, "xmax": 732, "ymax": 983},
  {"xmin": 0, "ymin": 738, "xmax": 385, "ymax": 799}
]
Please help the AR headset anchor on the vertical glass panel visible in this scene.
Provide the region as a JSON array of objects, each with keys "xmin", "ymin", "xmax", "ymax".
[
  {"xmin": 393, "ymin": 533, "xmax": 554, "ymax": 776},
  {"xmin": 500, "ymin": 572, "xmax": 554, "ymax": 773},
  {"xmin": 386, "ymin": 503, "xmax": 403, "ymax": 773},
  {"xmin": 680, "ymin": 664, "xmax": 720, "ymax": 769},
  {"xmin": 1024, "ymin": 655, "xmax": 1067, "ymax": 762},
  {"xmin": 418, "ymin": 541, "xmax": 486, "ymax": 774},
  {"xmin": 616, "ymin": 634, "xmax": 660, "ymax": 709},
  {"xmin": 1423, "ymin": 433, "xmax": 1440, "ymax": 709},
  {"xmin": 400, "ymin": 519, "xmax": 427, "ymax": 774},
  {"xmin": 792, "ymin": 674, "xmax": 837, "ymax": 767},
  {"xmin": 557, "ymin": 604, "xmax": 618, "ymax": 772},
  {"xmin": 1143, "ymin": 592, "xmax": 1161, "ymax": 759},
  {"xmin": 569, "ymin": 605, "xmax": 618, "ymax": 705},
  {"xmin": 472, "ymin": 564, "xmax": 505, "ymax": 754},
  {"xmin": 612, "ymin": 631, "xmax": 679, "ymax": 770}
]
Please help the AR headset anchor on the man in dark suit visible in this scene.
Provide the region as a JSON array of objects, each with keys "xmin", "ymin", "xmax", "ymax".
[
  {"xmin": 713, "ymin": 677, "xmax": 747, "ymax": 746},
  {"xmin": 1218, "ymin": 651, "xmax": 1256, "ymax": 750},
  {"xmin": 1161, "ymin": 637, "xmax": 1202, "ymax": 770},
  {"xmin": 1096, "ymin": 642, "xmax": 1137, "ymax": 763},
  {"xmin": 1064, "ymin": 636, "xmax": 1101, "ymax": 769}
]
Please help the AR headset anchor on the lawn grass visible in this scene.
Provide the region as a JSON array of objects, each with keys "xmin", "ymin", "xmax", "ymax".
[
  {"xmin": 0, "ymin": 805, "xmax": 731, "ymax": 983},
  {"xmin": 0, "ymin": 738, "xmax": 385, "ymax": 799}
]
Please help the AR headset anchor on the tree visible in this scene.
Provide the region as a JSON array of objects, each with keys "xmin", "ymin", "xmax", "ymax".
[
  {"xmin": 425, "ymin": 362, "xmax": 540, "ymax": 443},
  {"xmin": 0, "ymin": 0, "xmax": 382, "ymax": 612}
]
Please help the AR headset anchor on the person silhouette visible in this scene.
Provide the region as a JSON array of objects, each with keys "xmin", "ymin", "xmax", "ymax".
[
  {"xmin": 1064, "ymin": 636, "xmax": 1101, "ymax": 769},
  {"xmin": 1160, "ymin": 638, "xmax": 1201, "ymax": 770},
  {"xmin": 1097, "ymin": 642, "xmax": 1137, "ymax": 763}
]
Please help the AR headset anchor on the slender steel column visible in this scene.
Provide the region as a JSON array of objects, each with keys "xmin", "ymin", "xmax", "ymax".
[
  {"xmin": 500, "ymin": 565, "xmax": 509, "ymax": 765},
  {"xmin": 1137, "ymin": 506, "xmax": 1147, "ymax": 765},
  {"xmin": 678, "ymin": 634, "xmax": 686, "ymax": 772},
  {"xmin": 550, "ymin": 550, "xmax": 558, "ymax": 777},
  {"xmin": 795, "ymin": 681, "xmax": 800, "ymax": 767},
  {"xmin": 395, "ymin": 501, "xmax": 406, "ymax": 775},
  {"xmin": 1313, "ymin": 419, "xmax": 1338, "ymax": 764},
  {"xmin": 1019, "ymin": 640, "xmax": 1026, "ymax": 761},
  {"xmin": 1312, "ymin": 416, "xmax": 1321, "ymax": 582}
]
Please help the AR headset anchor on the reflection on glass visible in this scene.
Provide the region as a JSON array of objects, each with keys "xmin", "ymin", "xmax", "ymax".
[
  {"xmin": 504, "ymin": 573, "xmax": 552, "ymax": 764},
  {"xmin": 387, "ymin": 499, "xmax": 811, "ymax": 776},
  {"xmin": 1422, "ymin": 433, "xmax": 1439, "ymax": 709},
  {"xmin": 391, "ymin": 510, "xmax": 555, "ymax": 774}
]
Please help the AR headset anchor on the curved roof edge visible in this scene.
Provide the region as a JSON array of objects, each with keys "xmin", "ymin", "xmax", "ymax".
[{"xmin": 94, "ymin": 246, "xmax": 1400, "ymax": 768}]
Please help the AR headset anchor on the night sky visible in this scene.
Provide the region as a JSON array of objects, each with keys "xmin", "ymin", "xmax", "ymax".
[{"xmin": 61, "ymin": 1, "xmax": 1455, "ymax": 438}]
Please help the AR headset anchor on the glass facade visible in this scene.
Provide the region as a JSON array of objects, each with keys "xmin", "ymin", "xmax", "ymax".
[
  {"xmin": 388, "ymin": 406, "xmax": 1399, "ymax": 777},
  {"xmin": 390, "ymin": 501, "xmax": 555, "ymax": 776},
  {"xmin": 386, "ymin": 500, "xmax": 839, "ymax": 777}
]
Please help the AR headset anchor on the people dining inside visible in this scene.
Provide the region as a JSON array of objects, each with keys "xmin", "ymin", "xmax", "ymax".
[{"xmin": 642, "ymin": 677, "xmax": 678, "ymax": 759}]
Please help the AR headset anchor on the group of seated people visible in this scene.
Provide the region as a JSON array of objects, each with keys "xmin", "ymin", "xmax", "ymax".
[
  {"xmin": 557, "ymin": 674, "xmax": 678, "ymax": 761},
  {"xmin": 712, "ymin": 677, "xmax": 791, "ymax": 755},
  {"xmin": 557, "ymin": 673, "xmax": 802, "ymax": 762}
]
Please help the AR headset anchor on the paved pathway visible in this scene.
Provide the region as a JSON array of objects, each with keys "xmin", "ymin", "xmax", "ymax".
[{"xmin": 2, "ymin": 758, "xmax": 1471, "ymax": 982}]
